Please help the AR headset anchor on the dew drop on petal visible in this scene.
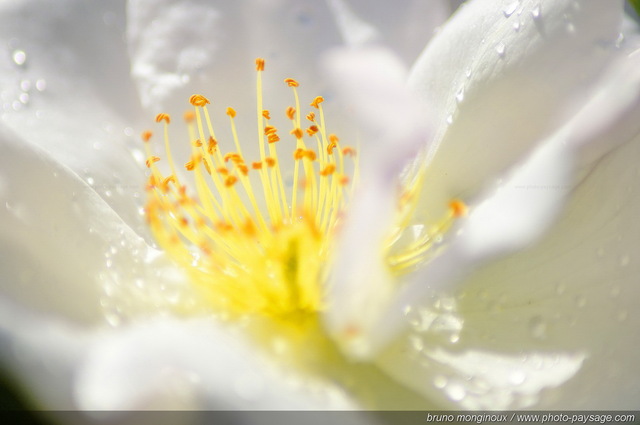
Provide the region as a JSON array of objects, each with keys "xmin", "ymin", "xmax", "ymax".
[
  {"xmin": 617, "ymin": 310, "xmax": 628, "ymax": 322},
  {"xmin": 619, "ymin": 254, "xmax": 630, "ymax": 267},
  {"xmin": 503, "ymin": 1, "xmax": 519, "ymax": 17},
  {"xmin": 509, "ymin": 370, "xmax": 526, "ymax": 386},
  {"xmin": 433, "ymin": 375, "xmax": 447, "ymax": 389},
  {"xmin": 610, "ymin": 285, "xmax": 621, "ymax": 298},
  {"xmin": 455, "ymin": 87, "xmax": 465, "ymax": 103},
  {"xmin": 596, "ymin": 247, "xmax": 605, "ymax": 258},
  {"xmin": 18, "ymin": 93, "xmax": 29, "ymax": 105},
  {"xmin": 12, "ymin": 50, "xmax": 26, "ymax": 66},
  {"xmin": 575, "ymin": 295, "xmax": 587, "ymax": 308},
  {"xmin": 446, "ymin": 382, "xmax": 466, "ymax": 402},
  {"xmin": 446, "ymin": 114, "xmax": 453, "ymax": 125},
  {"xmin": 531, "ymin": 4, "xmax": 541, "ymax": 19},
  {"xmin": 513, "ymin": 21, "xmax": 521, "ymax": 31},
  {"xmin": 20, "ymin": 80, "xmax": 31, "ymax": 92},
  {"xmin": 495, "ymin": 42, "xmax": 506, "ymax": 58},
  {"xmin": 35, "ymin": 79, "xmax": 47, "ymax": 92},
  {"xmin": 529, "ymin": 315, "xmax": 547, "ymax": 340}
]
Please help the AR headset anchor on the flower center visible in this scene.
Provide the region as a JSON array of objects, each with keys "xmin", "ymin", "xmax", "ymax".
[{"xmin": 142, "ymin": 58, "xmax": 356, "ymax": 320}]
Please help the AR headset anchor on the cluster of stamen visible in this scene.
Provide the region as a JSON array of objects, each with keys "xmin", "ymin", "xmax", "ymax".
[{"xmin": 142, "ymin": 58, "xmax": 356, "ymax": 318}]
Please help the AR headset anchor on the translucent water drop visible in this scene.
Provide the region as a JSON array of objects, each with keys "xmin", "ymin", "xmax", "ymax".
[
  {"xmin": 11, "ymin": 101, "xmax": 22, "ymax": 111},
  {"xmin": 87, "ymin": 176, "xmax": 95, "ymax": 186},
  {"xmin": 495, "ymin": 42, "xmax": 506, "ymax": 58},
  {"xmin": 455, "ymin": 86, "xmax": 465, "ymax": 103},
  {"xmin": 509, "ymin": 370, "xmax": 526, "ymax": 385},
  {"xmin": 617, "ymin": 310, "xmax": 628, "ymax": 322},
  {"xmin": 35, "ymin": 79, "xmax": 47, "ymax": 92},
  {"xmin": 615, "ymin": 33, "xmax": 624, "ymax": 49},
  {"xmin": 18, "ymin": 93, "xmax": 29, "ymax": 105},
  {"xmin": 566, "ymin": 23, "xmax": 576, "ymax": 34},
  {"xmin": 446, "ymin": 114, "xmax": 453, "ymax": 125},
  {"xmin": 503, "ymin": 1, "xmax": 519, "ymax": 17},
  {"xmin": 449, "ymin": 333, "xmax": 460, "ymax": 344},
  {"xmin": 433, "ymin": 375, "xmax": 447, "ymax": 389},
  {"xmin": 619, "ymin": 254, "xmax": 630, "ymax": 267},
  {"xmin": 596, "ymin": 247, "xmax": 605, "ymax": 258},
  {"xmin": 20, "ymin": 80, "xmax": 31, "ymax": 91},
  {"xmin": 465, "ymin": 68, "xmax": 472, "ymax": 79},
  {"xmin": 575, "ymin": 295, "xmax": 587, "ymax": 308},
  {"xmin": 513, "ymin": 21, "xmax": 521, "ymax": 31},
  {"xmin": 610, "ymin": 285, "xmax": 621, "ymax": 298},
  {"xmin": 531, "ymin": 4, "xmax": 541, "ymax": 19},
  {"xmin": 529, "ymin": 316, "xmax": 547, "ymax": 340},
  {"xmin": 12, "ymin": 50, "xmax": 26, "ymax": 66},
  {"xmin": 447, "ymin": 383, "xmax": 466, "ymax": 402},
  {"xmin": 409, "ymin": 335, "xmax": 424, "ymax": 352}
]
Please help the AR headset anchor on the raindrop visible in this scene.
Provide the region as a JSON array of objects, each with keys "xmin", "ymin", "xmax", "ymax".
[
  {"xmin": 465, "ymin": 68, "xmax": 472, "ymax": 79},
  {"xmin": 575, "ymin": 295, "xmax": 587, "ymax": 308},
  {"xmin": 449, "ymin": 333, "xmax": 460, "ymax": 344},
  {"xmin": 495, "ymin": 42, "xmax": 506, "ymax": 58},
  {"xmin": 455, "ymin": 86, "xmax": 465, "ymax": 103},
  {"xmin": 447, "ymin": 383, "xmax": 466, "ymax": 402},
  {"xmin": 20, "ymin": 80, "xmax": 31, "ymax": 92},
  {"xmin": 529, "ymin": 316, "xmax": 547, "ymax": 340},
  {"xmin": 409, "ymin": 335, "xmax": 424, "ymax": 352},
  {"xmin": 433, "ymin": 375, "xmax": 447, "ymax": 389},
  {"xmin": 12, "ymin": 50, "xmax": 27, "ymax": 66},
  {"xmin": 503, "ymin": 1, "xmax": 519, "ymax": 17},
  {"xmin": 509, "ymin": 370, "xmax": 526, "ymax": 385},
  {"xmin": 104, "ymin": 190, "xmax": 113, "ymax": 198},
  {"xmin": 35, "ymin": 79, "xmax": 47, "ymax": 92},
  {"xmin": 18, "ymin": 93, "xmax": 29, "ymax": 105},
  {"xmin": 11, "ymin": 101, "xmax": 22, "ymax": 111},
  {"xmin": 446, "ymin": 114, "xmax": 453, "ymax": 125},
  {"xmin": 531, "ymin": 4, "xmax": 541, "ymax": 19},
  {"xmin": 104, "ymin": 310, "xmax": 122, "ymax": 327},
  {"xmin": 617, "ymin": 310, "xmax": 628, "ymax": 322},
  {"xmin": 87, "ymin": 176, "xmax": 95, "ymax": 186},
  {"xmin": 619, "ymin": 254, "xmax": 630, "ymax": 267}
]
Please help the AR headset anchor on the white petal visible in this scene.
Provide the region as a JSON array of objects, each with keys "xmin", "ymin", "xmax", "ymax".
[
  {"xmin": 379, "ymin": 130, "xmax": 640, "ymax": 408},
  {"xmin": 0, "ymin": 124, "xmax": 151, "ymax": 323},
  {"xmin": 321, "ymin": 47, "xmax": 432, "ymax": 357},
  {"xmin": 0, "ymin": 0, "xmax": 147, "ymax": 231},
  {"xmin": 75, "ymin": 317, "xmax": 360, "ymax": 412},
  {"xmin": 407, "ymin": 0, "xmax": 626, "ymax": 225}
]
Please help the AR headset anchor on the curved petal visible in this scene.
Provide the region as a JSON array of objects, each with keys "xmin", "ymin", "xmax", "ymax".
[
  {"xmin": 0, "ymin": 124, "xmax": 153, "ymax": 323},
  {"xmin": 407, "ymin": 0, "xmax": 626, "ymax": 224},
  {"xmin": 378, "ymin": 129, "xmax": 640, "ymax": 408},
  {"xmin": 75, "ymin": 318, "xmax": 361, "ymax": 412},
  {"xmin": 0, "ymin": 0, "xmax": 147, "ymax": 230}
]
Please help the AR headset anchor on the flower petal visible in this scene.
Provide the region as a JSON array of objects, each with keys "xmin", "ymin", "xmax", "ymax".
[
  {"xmin": 378, "ymin": 129, "xmax": 640, "ymax": 408},
  {"xmin": 0, "ymin": 0, "xmax": 147, "ymax": 230},
  {"xmin": 407, "ymin": 0, "xmax": 626, "ymax": 224},
  {"xmin": 75, "ymin": 317, "xmax": 360, "ymax": 412},
  {"xmin": 0, "ymin": 124, "xmax": 151, "ymax": 323}
]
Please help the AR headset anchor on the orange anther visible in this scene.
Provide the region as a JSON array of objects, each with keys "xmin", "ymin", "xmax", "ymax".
[
  {"xmin": 310, "ymin": 96, "xmax": 324, "ymax": 108},
  {"xmin": 267, "ymin": 134, "xmax": 280, "ymax": 143},
  {"xmin": 252, "ymin": 161, "xmax": 263, "ymax": 170},
  {"xmin": 339, "ymin": 175, "xmax": 350, "ymax": 186},
  {"xmin": 320, "ymin": 164, "xmax": 336, "ymax": 176},
  {"xmin": 155, "ymin": 113, "xmax": 171, "ymax": 124},
  {"xmin": 226, "ymin": 107, "xmax": 237, "ymax": 118},
  {"xmin": 217, "ymin": 167, "xmax": 229, "ymax": 175},
  {"xmin": 141, "ymin": 130, "xmax": 153, "ymax": 142},
  {"xmin": 306, "ymin": 125, "xmax": 319, "ymax": 136},
  {"xmin": 294, "ymin": 149, "xmax": 305, "ymax": 160},
  {"xmin": 290, "ymin": 128, "xmax": 303, "ymax": 139},
  {"xmin": 262, "ymin": 110, "xmax": 271, "ymax": 120},
  {"xmin": 238, "ymin": 164, "xmax": 249, "ymax": 175},
  {"xmin": 145, "ymin": 156, "xmax": 160, "ymax": 168},
  {"xmin": 284, "ymin": 78, "xmax": 299, "ymax": 87},
  {"xmin": 305, "ymin": 150, "xmax": 317, "ymax": 161},
  {"xmin": 265, "ymin": 157, "xmax": 276, "ymax": 167},
  {"xmin": 183, "ymin": 110, "xmax": 196, "ymax": 122},
  {"xmin": 264, "ymin": 125, "xmax": 277, "ymax": 135},
  {"xmin": 449, "ymin": 199, "xmax": 468, "ymax": 217},
  {"xmin": 306, "ymin": 112, "xmax": 316, "ymax": 122},
  {"xmin": 224, "ymin": 175, "xmax": 238, "ymax": 187},
  {"xmin": 189, "ymin": 94, "xmax": 210, "ymax": 107},
  {"xmin": 243, "ymin": 218, "xmax": 257, "ymax": 237},
  {"xmin": 208, "ymin": 137, "xmax": 217, "ymax": 154},
  {"xmin": 342, "ymin": 146, "xmax": 356, "ymax": 156},
  {"xmin": 192, "ymin": 139, "xmax": 203, "ymax": 147},
  {"xmin": 286, "ymin": 106, "xmax": 296, "ymax": 120},
  {"xmin": 255, "ymin": 58, "xmax": 265, "ymax": 71}
]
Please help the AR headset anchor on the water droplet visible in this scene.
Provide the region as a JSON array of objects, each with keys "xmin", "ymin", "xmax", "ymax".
[
  {"xmin": 566, "ymin": 22, "xmax": 576, "ymax": 34},
  {"xmin": 447, "ymin": 383, "xmax": 466, "ymax": 402},
  {"xmin": 556, "ymin": 282, "xmax": 566, "ymax": 295},
  {"xmin": 433, "ymin": 375, "xmax": 447, "ymax": 389},
  {"xmin": 575, "ymin": 295, "xmax": 587, "ymax": 308},
  {"xmin": 509, "ymin": 370, "xmax": 526, "ymax": 385},
  {"xmin": 495, "ymin": 42, "xmax": 506, "ymax": 58},
  {"xmin": 449, "ymin": 333, "xmax": 460, "ymax": 344},
  {"xmin": 409, "ymin": 335, "xmax": 424, "ymax": 352},
  {"xmin": 530, "ymin": 316, "xmax": 548, "ymax": 340},
  {"xmin": 87, "ymin": 177, "xmax": 95, "ymax": 186},
  {"xmin": 446, "ymin": 114, "xmax": 453, "ymax": 125},
  {"xmin": 610, "ymin": 285, "xmax": 621, "ymax": 298},
  {"xmin": 18, "ymin": 93, "xmax": 29, "ymax": 105},
  {"xmin": 20, "ymin": 80, "xmax": 31, "ymax": 92},
  {"xmin": 12, "ymin": 50, "xmax": 27, "ymax": 66},
  {"xmin": 596, "ymin": 247, "xmax": 605, "ymax": 258},
  {"xmin": 503, "ymin": 1, "xmax": 519, "ymax": 17},
  {"xmin": 617, "ymin": 310, "xmax": 628, "ymax": 322},
  {"xmin": 531, "ymin": 4, "xmax": 541, "ymax": 19},
  {"xmin": 615, "ymin": 33, "xmax": 624, "ymax": 49},
  {"xmin": 455, "ymin": 87, "xmax": 465, "ymax": 103},
  {"xmin": 513, "ymin": 21, "xmax": 521, "ymax": 31},
  {"xmin": 465, "ymin": 68, "xmax": 472, "ymax": 79},
  {"xmin": 619, "ymin": 254, "xmax": 630, "ymax": 267},
  {"xmin": 11, "ymin": 100, "xmax": 22, "ymax": 111},
  {"xmin": 35, "ymin": 79, "xmax": 47, "ymax": 92}
]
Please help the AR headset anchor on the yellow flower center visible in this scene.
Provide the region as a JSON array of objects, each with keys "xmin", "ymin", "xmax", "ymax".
[
  {"xmin": 142, "ymin": 58, "xmax": 356, "ymax": 321},
  {"xmin": 141, "ymin": 58, "xmax": 467, "ymax": 325}
]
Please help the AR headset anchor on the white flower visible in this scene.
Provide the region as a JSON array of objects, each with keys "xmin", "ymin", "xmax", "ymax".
[{"xmin": 0, "ymin": 0, "xmax": 638, "ymax": 419}]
